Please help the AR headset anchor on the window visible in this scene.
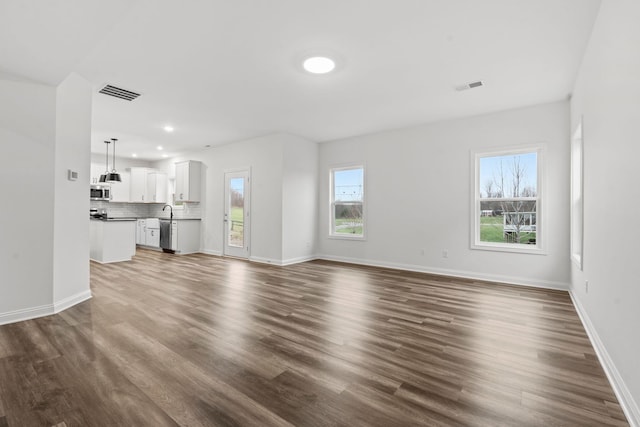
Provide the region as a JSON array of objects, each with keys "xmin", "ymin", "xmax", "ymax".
[
  {"xmin": 472, "ymin": 147, "xmax": 543, "ymax": 253},
  {"xmin": 330, "ymin": 165, "xmax": 364, "ymax": 238},
  {"xmin": 571, "ymin": 122, "xmax": 583, "ymax": 269}
]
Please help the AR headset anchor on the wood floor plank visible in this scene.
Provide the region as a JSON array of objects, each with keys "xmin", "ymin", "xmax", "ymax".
[{"xmin": 0, "ymin": 249, "xmax": 629, "ymax": 426}]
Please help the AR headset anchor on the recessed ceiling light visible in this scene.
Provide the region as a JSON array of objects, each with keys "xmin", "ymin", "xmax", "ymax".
[
  {"xmin": 132, "ymin": 153, "xmax": 137, "ymax": 158},
  {"xmin": 157, "ymin": 146, "xmax": 163, "ymax": 150},
  {"xmin": 162, "ymin": 154, "xmax": 169, "ymax": 158},
  {"xmin": 303, "ymin": 56, "xmax": 335, "ymax": 74},
  {"xmin": 163, "ymin": 125, "xmax": 174, "ymax": 133}
]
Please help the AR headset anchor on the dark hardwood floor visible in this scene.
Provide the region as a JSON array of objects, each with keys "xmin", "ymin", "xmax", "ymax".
[{"xmin": 0, "ymin": 249, "xmax": 629, "ymax": 426}]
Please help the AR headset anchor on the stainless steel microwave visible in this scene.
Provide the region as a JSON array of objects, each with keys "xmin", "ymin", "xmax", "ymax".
[{"xmin": 90, "ymin": 184, "xmax": 111, "ymax": 201}]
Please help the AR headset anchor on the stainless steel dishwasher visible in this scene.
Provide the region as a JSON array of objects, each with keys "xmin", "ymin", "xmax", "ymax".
[{"xmin": 159, "ymin": 219, "xmax": 174, "ymax": 253}]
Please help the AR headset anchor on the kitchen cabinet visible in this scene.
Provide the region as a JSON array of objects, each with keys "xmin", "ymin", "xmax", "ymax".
[
  {"xmin": 173, "ymin": 219, "xmax": 201, "ymax": 254},
  {"xmin": 162, "ymin": 219, "xmax": 200, "ymax": 254},
  {"xmin": 145, "ymin": 218, "xmax": 160, "ymax": 247},
  {"xmin": 130, "ymin": 167, "xmax": 148, "ymax": 202},
  {"xmin": 136, "ymin": 219, "xmax": 146, "ymax": 245},
  {"xmin": 130, "ymin": 168, "xmax": 167, "ymax": 203},
  {"xmin": 175, "ymin": 161, "xmax": 201, "ymax": 202},
  {"xmin": 109, "ymin": 170, "xmax": 130, "ymax": 202},
  {"xmin": 146, "ymin": 227, "xmax": 160, "ymax": 247},
  {"xmin": 147, "ymin": 172, "xmax": 168, "ymax": 203}
]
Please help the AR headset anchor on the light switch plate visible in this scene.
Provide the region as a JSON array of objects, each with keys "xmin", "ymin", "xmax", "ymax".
[{"xmin": 68, "ymin": 169, "xmax": 78, "ymax": 181}]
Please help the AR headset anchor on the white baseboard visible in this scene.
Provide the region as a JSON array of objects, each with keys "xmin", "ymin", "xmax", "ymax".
[
  {"xmin": 249, "ymin": 256, "xmax": 282, "ymax": 265},
  {"xmin": 218, "ymin": 251, "xmax": 568, "ymax": 290},
  {"xmin": 281, "ymin": 255, "xmax": 317, "ymax": 266},
  {"xmin": 569, "ymin": 292, "xmax": 639, "ymax": 427},
  {"xmin": 316, "ymin": 253, "xmax": 569, "ymax": 290},
  {"xmin": 201, "ymin": 249, "xmax": 223, "ymax": 257},
  {"xmin": 0, "ymin": 303, "xmax": 55, "ymax": 326},
  {"xmin": 54, "ymin": 290, "xmax": 92, "ymax": 313},
  {"xmin": 90, "ymin": 257, "xmax": 134, "ymax": 264},
  {"xmin": 247, "ymin": 255, "xmax": 317, "ymax": 266},
  {"xmin": 0, "ymin": 289, "xmax": 92, "ymax": 326}
]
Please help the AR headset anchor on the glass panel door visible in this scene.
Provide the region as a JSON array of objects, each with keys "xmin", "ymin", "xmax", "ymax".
[{"xmin": 224, "ymin": 170, "xmax": 250, "ymax": 258}]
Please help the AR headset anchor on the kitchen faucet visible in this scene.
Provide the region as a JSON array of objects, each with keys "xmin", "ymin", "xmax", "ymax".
[{"xmin": 162, "ymin": 204, "xmax": 173, "ymax": 220}]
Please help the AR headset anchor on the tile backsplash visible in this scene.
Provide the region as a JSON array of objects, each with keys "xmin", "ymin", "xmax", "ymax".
[{"xmin": 90, "ymin": 201, "xmax": 201, "ymax": 219}]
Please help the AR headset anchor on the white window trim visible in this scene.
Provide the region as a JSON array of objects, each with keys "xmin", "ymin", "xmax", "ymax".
[
  {"xmin": 470, "ymin": 145, "xmax": 546, "ymax": 255},
  {"xmin": 571, "ymin": 120, "xmax": 584, "ymax": 270},
  {"xmin": 329, "ymin": 164, "xmax": 366, "ymax": 241}
]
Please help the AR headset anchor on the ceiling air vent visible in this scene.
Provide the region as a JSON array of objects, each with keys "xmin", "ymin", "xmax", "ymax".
[
  {"xmin": 98, "ymin": 84, "xmax": 141, "ymax": 101},
  {"xmin": 455, "ymin": 80, "xmax": 484, "ymax": 92}
]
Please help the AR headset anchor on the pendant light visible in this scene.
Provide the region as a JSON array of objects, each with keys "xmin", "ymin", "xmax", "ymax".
[
  {"xmin": 106, "ymin": 138, "xmax": 122, "ymax": 183},
  {"xmin": 98, "ymin": 140, "xmax": 110, "ymax": 183}
]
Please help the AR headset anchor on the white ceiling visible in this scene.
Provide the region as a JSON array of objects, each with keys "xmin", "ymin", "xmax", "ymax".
[{"xmin": 1, "ymin": 0, "xmax": 601, "ymax": 160}]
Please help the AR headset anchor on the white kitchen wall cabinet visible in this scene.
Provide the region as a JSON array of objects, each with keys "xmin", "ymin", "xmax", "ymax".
[
  {"xmin": 110, "ymin": 170, "xmax": 130, "ymax": 202},
  {"xmin": 175, "ymin": 161, "xmax": 201, "ymax": 202},
  {"xmin": 147, "ymin": 172, "xmax": 168, "ymax": 203},
  {"xmin": 130, "ymin": 167, "xmax": 149, "ymax": 202},
  {"xmin": 130, "ymin": 168, "xmax": 167, "ymax": 203}
]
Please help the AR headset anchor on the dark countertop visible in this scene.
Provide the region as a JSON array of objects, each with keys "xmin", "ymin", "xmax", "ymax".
[
  {"xmin": 91, "ymin": 216, "xmax": 201, "ymax": 221},
  {"xmin": 90, "ymin": 217, "xmax": 137, "ymax": 221}
]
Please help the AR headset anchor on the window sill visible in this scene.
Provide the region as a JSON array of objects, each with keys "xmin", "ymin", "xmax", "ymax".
[
  {"xmin": 471, "ymin": 242, "xmax": 546, "ymax": 255},
  {"xmin": 328, "ymin": 234, "xmax": 366, "ymax": 241}
]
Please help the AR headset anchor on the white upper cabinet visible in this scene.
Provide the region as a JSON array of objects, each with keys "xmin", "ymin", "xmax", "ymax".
[
  {"xmin": 147, "ymin": 171, "xmax": 168, "ymax": 203},
  {"xmin": 130, "ymin": 167, "xmax": 148, "ymax": 202},
  {"xmin": 130, "ymin": 167, "xmax": 167, "ymax": 203},
  {"xmin": 110, "ymin": 170, "xmax": 130, "ymax": 202},
  {"xmin": 175, "ymin": 161, "xmax": 201, "ymax": 202}
]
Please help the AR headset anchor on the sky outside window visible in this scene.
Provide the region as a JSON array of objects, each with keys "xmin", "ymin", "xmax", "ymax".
[{"xmin": 334, "ymin": 168, "xmax": 363, "ymax": 202}]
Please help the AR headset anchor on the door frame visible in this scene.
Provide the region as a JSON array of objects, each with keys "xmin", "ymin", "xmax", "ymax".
[{"xmin": 223, "ymin": 167, "xmax": 251, "ymax": 258}]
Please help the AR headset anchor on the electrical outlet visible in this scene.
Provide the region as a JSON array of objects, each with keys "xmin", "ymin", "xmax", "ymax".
[
  {"xmin": 585, "ymin": 280, "xmax": 589, "ymax": 293},
  {"xmin": 442, "ymin": 249, "xmax": 449, "ymax": 258}
]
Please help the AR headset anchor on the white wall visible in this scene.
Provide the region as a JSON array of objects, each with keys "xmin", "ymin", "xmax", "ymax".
[
  {"xmin": 282, "ymin": 135, "xmax": 318, "ymax": 263},
  {"xmin": 0, "ymin": 77, "xmax": 56, "ymax": 321},
  {"xmin": 570, "ymin": 1, "xmax": 640, "ymax": 423},
  {"xmin": 318, "ymin": 101, "xmax": 570, "ymax": 288},
  {"xmin": 52, "ymin": 73, "xmax": 93, "ymax": 310},
  {"xmin": 153, "ymin": 134, "xmax": 286, "ymax": 261},
  {"xmin": 0, "ymin": 73, "xmax": 96, "ymax": 324}
]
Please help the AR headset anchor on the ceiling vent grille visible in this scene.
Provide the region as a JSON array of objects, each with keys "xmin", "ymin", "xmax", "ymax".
[
  {"xmin": 455, "ymin": 80, "xmax": 484, "ymax": 91},
  {"xmin": 98, "ymin": 84, "xmax": 141, "ymax": 101}
]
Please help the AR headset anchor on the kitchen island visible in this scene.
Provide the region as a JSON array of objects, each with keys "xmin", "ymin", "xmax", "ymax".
[{"xmin": 90, "ymin": 218, "xmax": 136, "ymax": 263}]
